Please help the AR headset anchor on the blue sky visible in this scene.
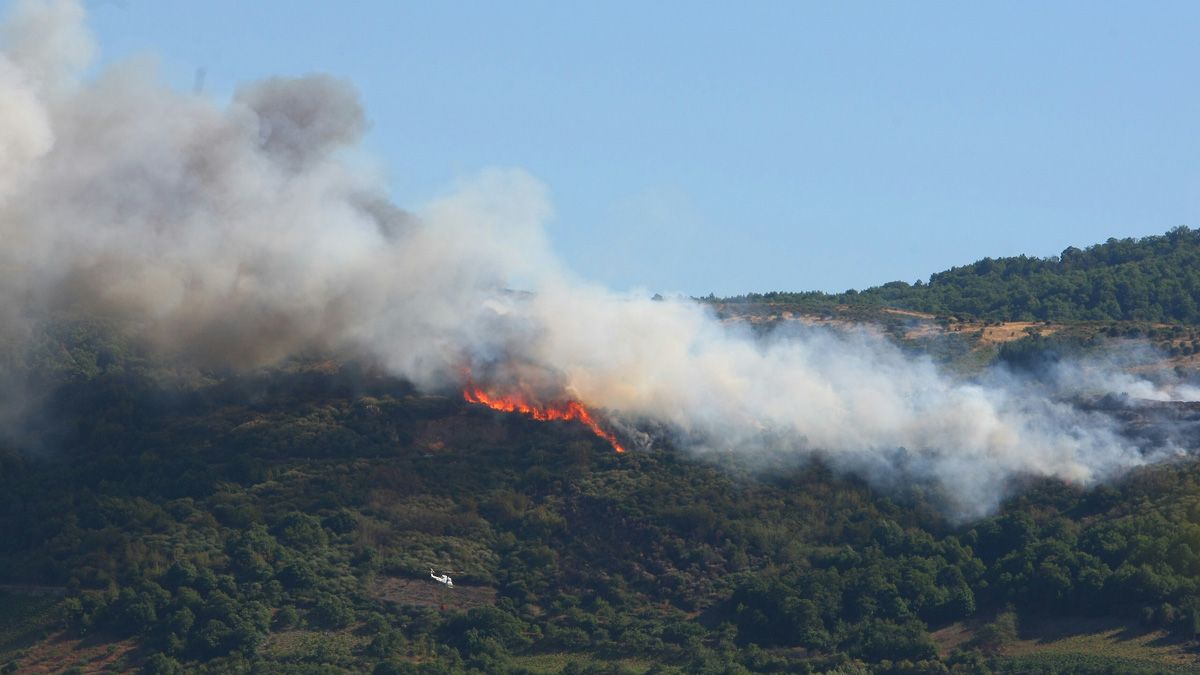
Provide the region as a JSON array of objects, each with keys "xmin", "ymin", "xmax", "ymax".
[{"xmin": 71, "ymin": 1, "xmax": 1200, "ymax": 296}]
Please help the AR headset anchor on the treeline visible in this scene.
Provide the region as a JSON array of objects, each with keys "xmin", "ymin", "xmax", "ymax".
[{"xmin": 720, "ymin": 226, "xmax": 1200, "ymax": 323}]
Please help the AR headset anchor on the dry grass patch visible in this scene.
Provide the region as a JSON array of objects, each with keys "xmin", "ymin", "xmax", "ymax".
[
  {"xmin": 935, "ymin": 614, "xmax": 1200, "ymax": 673},
  {"xmin": 508, "ymin": 652, "xmax": 655, "ymax": 674},
  {"xmin": 7, "ymin": 630, "xmax": 139, "ymax": 674},
  {"xmin": 370, "ymin": 576, "xmax": 496, "ymax": 612},
  {"xmin": 882, "ymin": 308, "xmax": 937, "ymax": 320},
  {"xmin": 976, "ymin": 321, "xmax": 1059, "ymax": 345},
  {"xmin": 929, "ymin": 621, "xmax": 974, "ymax": 658},
  {"xmin": 1002, "ymin": 617, "xmax": 1198, "ymax": 667},
  {"xmin": 260, "ymin": 627, "xmax": 368, "ymax": 662}
]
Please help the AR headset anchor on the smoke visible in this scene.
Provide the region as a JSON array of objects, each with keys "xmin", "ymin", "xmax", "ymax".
[
  {"xmin": 1, "ymin": 0, "xmax": 91, "ymax": 92},
  {"xmin": 1045, "ymin": 349, "xmax": 1200, "ymax": 403},
  {"xmin": 0, "ymin": 0, "xmax": 1192, "ymax": 517}
]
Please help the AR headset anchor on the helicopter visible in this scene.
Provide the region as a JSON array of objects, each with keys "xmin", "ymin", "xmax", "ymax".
[{"xmin": 430, "ymin": 568, "xmax": 453, "ymax": 588}]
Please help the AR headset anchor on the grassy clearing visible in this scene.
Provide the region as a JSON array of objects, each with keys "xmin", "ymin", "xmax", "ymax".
[
  {"xmin": 370, "ymin": 576, "xmax": 496, "ymax": 612},
  {"xmin": 929, "ymin": 621, "xmax": 974, "ymax": 658},
  {"xmin": 995, "ymin": 618, "xmax": 1200, "ymax": 674},
  {"xmin": 508, "ymin": 652, "xmax": 656, "ymax": 674},
  {"xmin": 1, "ymin": 590, "xmax": 142, "ymax": 673},
  {"xmin": 999, "ymin": 652, "xmax": 1197, "ymax": 674},
  {"xmin": 0, "ymin": 591, "xmax": 60, "ymax": 662},
  {"xmin": 259, "ymin": 627, "xmax": 369, "ymax": 665},
  {"xmin": 15, "ymin": 633, "xmax": 139, "ymax": 674}
]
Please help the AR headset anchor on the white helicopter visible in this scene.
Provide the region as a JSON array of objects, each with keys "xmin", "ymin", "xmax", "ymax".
[{"xmin": 430, "ymin": 568, "xmax": 453, "ymax": 588}]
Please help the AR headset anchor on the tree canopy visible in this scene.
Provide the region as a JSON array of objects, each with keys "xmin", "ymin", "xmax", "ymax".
[{"xmin": 719, "ymin": 226, "xmax": 1200, "ymax": 323}]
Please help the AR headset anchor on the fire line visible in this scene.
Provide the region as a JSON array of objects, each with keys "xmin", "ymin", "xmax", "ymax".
[{"xmin": 462, "ymin": 385, "xmax": 626, "ymax": 453}]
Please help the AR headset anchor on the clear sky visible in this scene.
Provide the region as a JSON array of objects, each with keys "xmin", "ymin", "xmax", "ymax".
[{"xmin": 62, "ymin": 1, "xmax": 1200, "ymax": 296}]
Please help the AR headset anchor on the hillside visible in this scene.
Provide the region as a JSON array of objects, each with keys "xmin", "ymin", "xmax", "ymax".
[
  {"xmin": 706, "ymin": 304, "xmax": 1200, "ymax": 376},
  {"xmin": 2, "ymin": 309, "xmax": 1200, "ymax": 673},
  {"xmin": 718, "ymin": 226, "xmax": 1200, "ymax": 324},
  {"xmin": 4, "ymin": 0, "xmax": 1198, "ymax": 670}
]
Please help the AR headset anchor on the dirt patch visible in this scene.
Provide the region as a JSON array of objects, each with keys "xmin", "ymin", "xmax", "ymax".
[
  {"xmin": 1165, "ymin": 352, "xmax": 1200, "ymax": 369},
  {"xmin": 791, "ymin": 316, "xmax": 865, "ymax": 332},
  {"xmin": 930, "ymin": 621, "xmax": 975, "ymax": 658},
  {"xmin": 882, "ymin": 308, "xmax": 937, "ymax": 320},
  {"xmin": 9, "ymin": 630, "xmax": 138, "ymax": 674},
  {"xmin": 370, "ymin": 576, "xmax": 497, "ymax": 612},
  {"xmin": 903, "ymin": 323, "xmax": 943, "ymax": 340},
  {"xmin": 977, "ymin": 321, "xmax": 1059, "ymax": 345}
]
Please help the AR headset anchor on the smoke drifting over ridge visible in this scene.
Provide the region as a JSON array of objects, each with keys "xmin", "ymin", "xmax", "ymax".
[{"xmin": 0, "ymin": 0, "xmax": 1194, "ymax": 517}]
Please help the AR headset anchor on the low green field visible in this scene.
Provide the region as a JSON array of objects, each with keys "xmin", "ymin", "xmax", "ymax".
[
  {"xmin": 998, "ymin": 652, "xmax": 1197, "ymax": 674},
  {"xmin": 259, "ymin": 627, "xmax": 369, "ymax": 665},
  {"xmin": 0, "ymin": 591, "xmax": 61, "ymax": 665},
  {"xmin": 507, "ymin": 652, "xmax": 656, "ymax": 674},
  {"xmin": 996, "ymin": 619, "xmax": 1200, "ymax": 674}
]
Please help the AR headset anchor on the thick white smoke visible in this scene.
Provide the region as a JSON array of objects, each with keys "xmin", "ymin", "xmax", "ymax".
[{"xmin": 0, "ymin": 1, "xmax": 1190, "ymax": 517}]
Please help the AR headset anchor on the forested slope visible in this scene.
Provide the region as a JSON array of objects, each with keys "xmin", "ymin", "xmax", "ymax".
[
  {"xmin": 2, "ymin": 322, "xmax": 1200, "ymax": 673},
  {"xmin": 721, "ymin": 226, "xmax": 1200, "ymax": 323}
]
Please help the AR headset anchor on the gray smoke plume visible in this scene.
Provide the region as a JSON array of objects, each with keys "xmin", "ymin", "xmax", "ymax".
[{"xmin": 0, "ymin": 0, "xmax": 1192, "ymax": 517}]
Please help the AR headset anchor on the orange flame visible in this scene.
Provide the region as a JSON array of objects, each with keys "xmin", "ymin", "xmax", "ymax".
[{"xmin": 463, "ymin": 385, "xmax": 626, "ymax": 453}]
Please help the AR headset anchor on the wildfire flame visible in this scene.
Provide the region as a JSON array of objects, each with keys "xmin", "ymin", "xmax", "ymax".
[{"xmin": 463, "ymin": 385, "xmax": 626, "ymax": 453}]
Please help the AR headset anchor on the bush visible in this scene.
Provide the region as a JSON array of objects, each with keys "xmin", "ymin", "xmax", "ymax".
[
  {"xmin": 140, "ymin": 653, "xmax": 182, "ymax": 675},
  {"xmin": 971, "ymin": 610, "xmax": 1018, "ymax": 653},
  {"xmin": 311, "ymin": 594, "xmax": 355, "ymax": 629},
  {"xmin": 274, "ymin": 605, "xmax": 299, "ymax": 629},
  {"xmin": 272, "ymin": 512, "xmax": 329, "ymax": 550}
]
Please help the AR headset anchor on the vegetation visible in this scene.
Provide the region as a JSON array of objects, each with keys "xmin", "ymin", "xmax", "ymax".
[
  {"xmin": 718, "ymin": 226, "xmax": 1200, "ymax": 323},
  {"xmin": 3, "ymin": 228, "xmax": 1200, "ymax": 672},
  {"xmin": 0, "ymin": 324, "xmax": 1197, "ymax": 673}
]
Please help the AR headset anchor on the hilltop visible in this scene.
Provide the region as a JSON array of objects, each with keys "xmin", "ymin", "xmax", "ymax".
[{"xmin": 715, "ymin": 225, "xmax": 1200, "ymax": 324}]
